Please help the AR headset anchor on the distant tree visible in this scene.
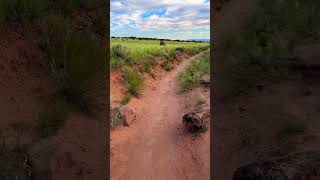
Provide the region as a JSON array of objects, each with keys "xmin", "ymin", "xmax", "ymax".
[{"xmin": 160, "ymin": 40, "xmax": 165, "ymax": 46}]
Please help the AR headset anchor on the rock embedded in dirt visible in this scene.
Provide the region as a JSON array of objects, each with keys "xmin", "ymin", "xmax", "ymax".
[
  {"xmin": 119, "ymin": 105, "xmax": 136, "ymax": 127},
  {"xmin": 182, "ymin": 110, "xmax": 209, "ymax": 133}
]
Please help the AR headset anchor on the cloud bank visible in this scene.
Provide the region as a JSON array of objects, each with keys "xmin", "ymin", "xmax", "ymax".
[{"xmin": 110, "ymin": 0, "xmax": 210, "ymax": 40}]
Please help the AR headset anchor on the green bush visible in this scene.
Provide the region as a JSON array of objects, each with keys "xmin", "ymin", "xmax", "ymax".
[
  {"xmin": 111, "ymin": 44, "xmax": 131, "ymax": 69},
  {"xmin": 121, "ymin": 93, "xmax": 131, "ymax": 105},
  {"xmin": 161, "ymin": 60, "xmax": 173, "ymax": 71},
  {"xmin": 177, "ymin": 51, "xmax": 210, "ymax": 92},
  {"xmin": 111, "ymin": 44, "xmax": 130, "ymax": 60},
  {"xmin": 175, "ymin": 47, "xmax": 184, "ymax": 53},
  {"xmin": 122, "ymin": 66, "xmax": 144, "ymax": 96},
  {"xmin": 42, "ymin": 15, "xmax": 106, "ymax": 107}
]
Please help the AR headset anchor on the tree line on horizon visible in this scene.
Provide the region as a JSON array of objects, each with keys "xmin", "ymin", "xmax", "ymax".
[{"xmin": 111, "ymin": 36, "xmax": 209, "ymax": 43}]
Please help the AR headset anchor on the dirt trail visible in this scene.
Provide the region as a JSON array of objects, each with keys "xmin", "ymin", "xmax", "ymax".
[{"xmin": 111, "ymin": 53, "xmax": 210, "ymax": 180}]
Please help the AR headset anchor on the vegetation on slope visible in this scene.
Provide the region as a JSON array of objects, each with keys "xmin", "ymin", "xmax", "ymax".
[
  {"xmin": 111, "ymin": 38, "xmax": 210, "ymax": 104},
  {"xmin": 215, "ymin": 0, "xmax": 320, "ymax": 99},
  {"xmin": 177, "ymin": 50, "xmax": 210, "ymax": 92},
  {"xmin": 41, "ymin": 15, "xmax": 106, "ymax": 110},
  {"xmin": 1, "ymin": 0, "xmax": 107, "ymax": 137},
  {"xmin": 110, "ymin": 38, "xmax": 210, "ymax": 70}
]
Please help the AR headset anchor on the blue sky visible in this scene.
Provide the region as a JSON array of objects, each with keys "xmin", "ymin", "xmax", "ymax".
[{"xmin": 110, "ymin": 0, "xmax": 210, "ymax": 40}]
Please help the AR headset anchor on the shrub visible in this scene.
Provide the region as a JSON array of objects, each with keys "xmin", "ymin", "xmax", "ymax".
[
  {"xmin": 122, "ymin": 66, "xmax": 144, "ymax": 96},
  {"xmin": 160, "ymin": 40, "xmax": 165, "ymax": 46},
  {"xmin": 111, "ymin": 44, "xmax": 130, "ymax": 60},
  {"xmin": 161, "ymin": 60, "xmax": 173, "ymax": 72},
  {"xmin": 175, "ymin": 47, "xmax": 184, "ymax": 53},
  {"xmin": 110, "ymin": 44, "xmax": 131, "ymax": 69},
  {"xmin": 42, "ymin": 15, "xmax": 106, "ymax": 108},
  {"xmin": 177, "ymin": 51, "xmax": 210, "ymax": 92},
  {"xmin": 121, "ymin": 93, "xmax": 131, "ymax": 105}
]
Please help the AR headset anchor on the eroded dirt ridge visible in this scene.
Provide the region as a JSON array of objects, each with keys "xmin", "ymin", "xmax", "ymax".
[{"xmin": 110, "ymin": 53, "xmax": 210, "ymax": 180}]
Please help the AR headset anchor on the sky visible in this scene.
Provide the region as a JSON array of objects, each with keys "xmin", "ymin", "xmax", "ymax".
[{"xmin": 110, "ymin": 0, "xmax": 210, "ymax": 40}]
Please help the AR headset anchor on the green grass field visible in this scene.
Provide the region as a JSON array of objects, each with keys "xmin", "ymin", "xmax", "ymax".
[
  {"xmin": 110, "ymin": 38, "xmax": 210, "ymax": 102},
  {"xmin": 110, "ymin": 38, "xmax": 210, "ymax": 69}
]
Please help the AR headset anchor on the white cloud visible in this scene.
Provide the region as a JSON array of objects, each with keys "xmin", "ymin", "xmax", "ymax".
[{"xmin": 110, "ymin": 0, "xmax": 210, "ymax": 39}]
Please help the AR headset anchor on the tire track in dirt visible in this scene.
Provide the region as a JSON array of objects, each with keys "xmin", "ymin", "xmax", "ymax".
[{"xmin": 110, "ymin": 53, "xmax": 209, "ymax": 180}]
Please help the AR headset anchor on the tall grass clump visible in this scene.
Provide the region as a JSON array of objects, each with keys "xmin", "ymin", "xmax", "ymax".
[
  {"xmin": 215, "ymin": 0, "xmax": 320, "ymax": 99},
  {"xmin": 139, "ymin": 54, "xmax": 156, "ymax": 73},
  {"xmin": 177, "ymin": 50, "xmax": 210, "ymax": 92},
  {"xmin": 122, "ymin": 66, "xmax": 144, "ymax": 96},
  {"xmin": 111, "ymin": 44, "xmax": 131, "ymax": 69},
  {"xmin": 41, "ymin": 15, "xmax": 106, "ymax": 108}
]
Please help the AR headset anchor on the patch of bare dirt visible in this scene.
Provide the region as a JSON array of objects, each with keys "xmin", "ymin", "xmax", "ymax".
[
  {"xmin": 0, "ymin": 26, "xmax": 55, "ymax": 144},
  {"xmin": 213, "ymin": 39, "xmax": 320, "ymax": 179},
  {"xmin": 110, "ymin": 53, "xmax": 210, "ymax": 180},
  {"xmin": 0, "ymin": 23, "xmax": 107, "ymax": 180},
  {"xmin": 110, "ymin": 53, "xmax": 191, "ymax": 107},
  {"xmin": 110, "ymin": 70, "xmax": 126, "ymax": 106}
]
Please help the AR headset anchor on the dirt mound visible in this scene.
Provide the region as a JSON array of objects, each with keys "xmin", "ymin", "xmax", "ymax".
[{"xmin": 0, "ymin": 10, "xmax": 107, "ymax": 180}]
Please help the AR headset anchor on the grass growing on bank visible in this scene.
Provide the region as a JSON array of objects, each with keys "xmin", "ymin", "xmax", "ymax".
[
  {"xmin": 41, "ymin": 15, "xmax": 106, "ymax": 110},
  {"xmin": 111, "ymin": 39, "xmax": 209, "ymax": 105},
  {"xmin": 110, "ymin": 38, "xmax": 210, "ymax": 70},
  {"xmin": 215, "ymin": 0, "xmax": 320, "ymax": 99},
  {"xmin": 177, "ymin": 50, "xmax": 210, "ymax": 92},
  {"xmin": 122, "ymin": 66, "xmax": 144, "ymax": 97}
]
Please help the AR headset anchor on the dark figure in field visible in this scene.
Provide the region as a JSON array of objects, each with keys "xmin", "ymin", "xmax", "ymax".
[{"xmin": 160, "ymin": 40, "xmax": 165, "ymax": 46}]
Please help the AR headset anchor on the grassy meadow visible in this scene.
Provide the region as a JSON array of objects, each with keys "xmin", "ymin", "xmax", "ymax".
[
  {"xmin": 110, "ymin": 37, "xmax": 210, "ymax": 104},
  {"xmin": 111, "ymin": 38, "xmax": 210, "ymax": 69}
]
